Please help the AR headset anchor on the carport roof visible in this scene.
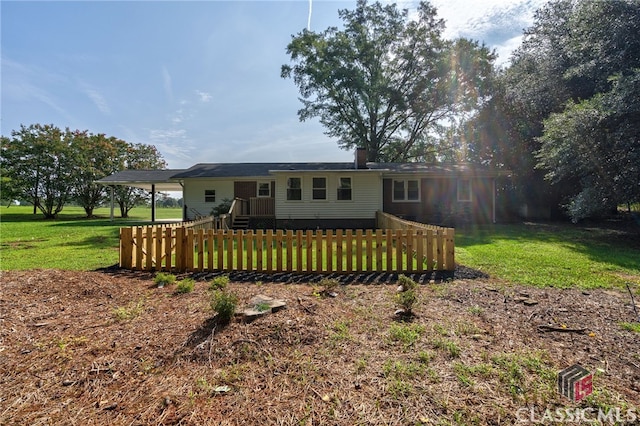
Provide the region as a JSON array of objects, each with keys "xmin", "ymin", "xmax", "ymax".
[{"xmin": 96, "ymin": 169, "xmax": 185, "ymax": 192}]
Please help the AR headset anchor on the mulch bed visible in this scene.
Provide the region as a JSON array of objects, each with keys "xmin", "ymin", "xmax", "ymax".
[{"xmin": 1, "ymin": 268, "xmax": 638, "ymax": 425}]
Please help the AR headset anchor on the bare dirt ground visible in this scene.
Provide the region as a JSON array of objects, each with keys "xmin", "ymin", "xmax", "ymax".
[{"xmin": 1, "ymin": 268, "xmax": 639, "ymax": 425}]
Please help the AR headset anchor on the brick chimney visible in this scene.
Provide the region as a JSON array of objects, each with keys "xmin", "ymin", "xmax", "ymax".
[{"xmin": 355, "ymin": 148, "xmax": 368, "ymax": 169}]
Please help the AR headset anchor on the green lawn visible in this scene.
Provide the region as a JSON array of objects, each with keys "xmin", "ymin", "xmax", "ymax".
[
  {"xmin": 2, "ymin": 206, "xmax": 639, "ymax": 290},
  {"xmin": 0, "ymin": 205, "xmax": 182, "ymax": 270},
  {"xmin": 456, "ymin": 222, "xmax": 640, "ymax": 289}
]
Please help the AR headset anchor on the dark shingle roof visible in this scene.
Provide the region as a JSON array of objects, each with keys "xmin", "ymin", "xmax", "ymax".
[
  {"xmin": 96, "ymin": 169, "xmax": 185, "ymax": 191},
  {"xmin": 170, "ymin": 163, "xmax": 358, "ymax": 178}
]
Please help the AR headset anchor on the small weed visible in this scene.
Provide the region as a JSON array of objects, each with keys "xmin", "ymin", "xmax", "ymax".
[
  {"xmin": 113, "ymin": 300, "xmax": 145, "ymax": 321},
  {"xmin": 254, "ymin": 302, "xmax": 271, "ymax": 312},
  {"xmin": 382, "ymin": 359, "xmax": 426, "ymax": 380},
  {"xmin": 432, "ymin": 323, "xmax": 449, "ymax": 336},
  {"xmin": 329, "ymin": 320, "xmax": 351, "ymax": 341},
  {"xmin": 313, "ymin": 277, "xmax": 341, "ymax": 297},
  {"xmin": 388, "ymin": 323, "xmax": 425, "ymax": 348},
  {"xmin": 620, "ymin": 322, "xmax": 640, "ymax": 333},
  {"xmin": 387, "ymin": 379, "xmax": 414, "ymax": 398},
  {"xmin": 209, "ymin": 275, "xmax": 229, "ymax": 290},
  {"xmin": 417, "ymin": 350, "xmax": 434, "ymax": 364},
  {"xmin": 432, "ymin": 337, "xmax": 461, "ymax": 358},
  {"xmin": 455, "ymin": 320, "xmax": 482, "ymax": 335},
  {"xmin": 454, "ymin": 362, "xmax": 493, "ymax": 387},
  {"xmin": 175, "ymin": 278, "xmax": 195, "ymax": 294},
  {"xmin": 195, "ymin": 377, "xmax": 213, "ymax": 393},
  {"xmin": 467, "ymin": 305, "xmax": 483, "ymax": 315},
  {"xmin": 210, "ymin": 290, "xmax": 238, "ymax": 324},
  {"xmin": 354, "ymin": 358, "xmax": 367, "ymax": 374},
  {"xmin": 490, "ymin": 351, "xmax": 555, "ymax": 401},
  {"xmin": 154, "ymin": 272, "xmax": 176, "ymax": 287}
]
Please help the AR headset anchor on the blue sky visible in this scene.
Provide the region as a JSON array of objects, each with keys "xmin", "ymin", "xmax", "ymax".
[{"xmin": 1, "ymin": 0, "xmax": 547, "ymax": 170}]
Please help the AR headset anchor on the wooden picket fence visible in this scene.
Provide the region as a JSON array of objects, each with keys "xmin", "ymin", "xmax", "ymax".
[{"xmin": 119, "ymin": 226, "xmax": 455, "ymax": 274}]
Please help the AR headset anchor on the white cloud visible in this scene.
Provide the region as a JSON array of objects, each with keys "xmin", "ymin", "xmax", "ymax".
[
  {"xmin": 195, "ymin": 90, "xmax": 212, "ymax": 103},
  {"xmin": 84, "ymin": 88, "xmax": 111, "ymax": 114}
]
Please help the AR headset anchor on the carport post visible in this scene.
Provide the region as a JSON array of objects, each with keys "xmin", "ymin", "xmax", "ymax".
[
  {"xmin": 151, "ymin": 184, "xmax": 156, "ymax": 222},
  {"xmin": 110, "ymin": 186, "xmax": 115, "ymax": 222}
]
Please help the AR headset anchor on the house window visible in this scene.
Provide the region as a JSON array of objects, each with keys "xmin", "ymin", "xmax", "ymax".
[
  {"xmin": 457, "ymin": 179, "xmax": 472, "ymax": 202},
  {"xmin": 258, "ymin": 182, "xmax": 271, "ymax": 197},
  {"xmin": 312, "ymin": 177, "xmax": 326, "ymax": 200},
  {"xmin": 286, "ymin": 177, "xmax": 302, "ymax": 200},
  {"xmin": 337, "ymin": 177, "xmax": 352, "ymax": 200},
  {"xmin": 204, "ymin": 189, "xmax": 216, "ymax": 203},
  {"xmin": 392, "ymin": 179, "xmax": 420, "ymax": 201}
]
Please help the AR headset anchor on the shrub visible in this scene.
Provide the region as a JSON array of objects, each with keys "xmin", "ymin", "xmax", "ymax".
[
  {"xmin": 395, "ymin": 274, "xmax": 419, "ymax": 314},
  {"xmin": 209, "ymin": 275, "xmax": 230, "ymax": 291},
  {"xmin": 210, "ymin": 290, "xmax": 238, "ymax": 324},
  {"xmin": 154, "ymin": 272, "xmax": 176, "ymax": 287},
  {"xmin": 175, "ymin": 278, "xmax": 195, "ymax": 294}
]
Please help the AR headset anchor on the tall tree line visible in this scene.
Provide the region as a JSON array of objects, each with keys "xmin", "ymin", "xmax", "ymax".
[
  {"xmin": 466, "ymin": 0, "xmax": 640, "ymax": 220},
  {"xmin": 283, "ymin": 0, "xmax": 640, "ymax": 221},
  {"xmin": 1, "ymin": 124, "xmax": 166, "ymax": 219}
]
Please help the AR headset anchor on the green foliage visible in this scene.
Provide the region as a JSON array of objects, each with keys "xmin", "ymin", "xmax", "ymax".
[
  {"xmin": 329, "ymin": 320, "xmax": 351, "ymax": 341},
  {"xmin": 113, "ymin": 300, "xmax": 145, "ymax": 321},
  {"xmin": 175, "ymin": 278, "xmax": 195, "ymax": 294},
  {"xmin": 211, "ymin": 198, "xmax": 233, "ymax": 217},
  {"xmin": 0, "ymin": 124, "xmax": 166, "ymax": 219},
  {"xmin": 432, "ymin": 337, "xmax": 461, "ymax": 358},
  {"xmin": 154, "ymin": 272, "xmax": 176, "ymax": 287},
  {"xmin": 394, "ymin": 274, "xmax": 419, "ymax": 313},
  {"xmin": 282, "ymin": 0, "xmax": 496, "ymax": 162},
  {"xmin": 388, "ymin": 323, "xmax": 425, "ymax": 348},
  {"xmin": 620, "ymin": 322, "xmax": 640, "ymax": 333},
  {"xmin": 209, "ymin": 275, "xmax": 230, "ymax": 290},
  {"xmin": 470, "ymin": 0, "xmax": 640, "ymax": 220},
  {"xmin": 210, "ymin": 290, "xmax": 238, "ymax": 324}
]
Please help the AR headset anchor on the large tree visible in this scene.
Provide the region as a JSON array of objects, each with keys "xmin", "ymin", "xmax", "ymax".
[
  {"xmin": 1, "ymin": 124, "xmax": 75, "ymax": 218},
  {"xmin": 113, "ymin": 143, "xmax": 167, "ymax": 218},
  {"xmin": 282, "ymin": 0, "xmax": 496, "ymax": 162},
  {"xmin": 468, "ymin": 0, "xmax": 640, "ymax": 220},
  {"xmin": 1, "ymin": 124, "xmax": 167, "ymax": 219},
  {"xmin": 71, "ymin": 132, "xmax": 128, "ymax": 217}
]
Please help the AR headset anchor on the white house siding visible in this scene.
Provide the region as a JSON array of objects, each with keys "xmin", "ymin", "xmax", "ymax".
[
  {"xmin": 183, "ymin": 179, "xmax": 235, "ymax": 219},
  {"xmin": 273, "ymin": 171, "xmax": 383, "ymax": 220}
]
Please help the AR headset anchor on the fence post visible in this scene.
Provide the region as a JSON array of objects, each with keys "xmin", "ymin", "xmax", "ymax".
[
  {"xmin": 445, "ymin": 228, "xmax": 455, "ymax": 271},
  {"xmin": 120, "ymin": 227, "xmax": 133, "ymax": 269}
]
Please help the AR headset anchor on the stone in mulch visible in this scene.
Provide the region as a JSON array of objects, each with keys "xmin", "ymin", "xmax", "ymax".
[{"xmin": 238, "ymin": 294, "xmax": 287, "ymax": 322}]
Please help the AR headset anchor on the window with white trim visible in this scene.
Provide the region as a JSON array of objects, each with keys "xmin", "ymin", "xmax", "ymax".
[
  {"xmin": 286, "ymin": 177, "xmax": 302, "ymax": 200},
  {"xmin": 457, "ymin": 179, "xmax": 472, "ymax": 202},
  {"xmin": 204, "ymin": 189, "xmax": 216, "ymax": 203},
  {"xmin": 257, "ymin": 182, "xmax": 271, "ymax": 197},
  {"xmin": 312, "ymin": 177, "xmax": 327, "ymax": 200},
  {"xmin": 337, "ymin": 177, "xmax": 352, "ymax": 200},
  {"xmin": 392, "ymin": 179, "xmax": 420, "ymax": 201}
]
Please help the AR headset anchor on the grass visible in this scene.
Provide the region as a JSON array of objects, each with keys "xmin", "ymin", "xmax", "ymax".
[
  {"xmin": 456, "ymin": 222, "xmax": 640, "ymax": 289},
  {"xmin": 1, "ymin": 205, "xmax": 181, "ymax": 270},
  {"xmin": 1, "ymin": 207, "xmax": 639, "ymax": 291}
]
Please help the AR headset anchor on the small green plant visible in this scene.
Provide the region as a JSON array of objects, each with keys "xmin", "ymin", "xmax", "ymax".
[
  {"xmin": 312, "ymin": 277, "xmax": 341, "ymax": 297},
  {"xmin": 210, "ymin": 290, "xmax": 238, "ymax": 324},
  {"xmin": 254, "ymin": 302, "xmax": 271, "ymax": 312},
  {"xmin": 388, "ymin": 323, "xmax": 425, "ymax": 348},
  {"xmin": 394, "ymin": 274, "xmax": 419, "ymax": 314},
  {"xmin": 620, "ymin": 322, "xmax": 640, "ymax": 333},
  {"xmin": 354, "ymin": 358, "xmax": 367, "ymax": 374},
  {"xmin": 175, "ymin": 278, "xmax": 195, "ymax": 294},
  {"xmin": 154, "ymin": 272, "xmax": 176, "ymax": 287},
  {"xmin": 209, "ymin": 275, "xmax": 230, "ymax": 290},
  {"xmin": 329, "ymin": 319, "xmax": 351, "ymax": 341},
  {"xmin": 432, "ymin": 337, "xmax": 461, "ymax": 358},
  {"xmin": 468, "ymin": 305, "xmax": 484, "ymax": 315},
  {"xmin": 417, "ymin": 350, "xmax": 434, "ymax": 364},
  {"xmin": 113, "ymin": 299, "xmax": 145, "ymax": 321}
]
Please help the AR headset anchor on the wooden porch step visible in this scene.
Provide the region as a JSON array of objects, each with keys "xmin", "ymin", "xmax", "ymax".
[{"xmin": 232, "ymin": 216, "xmax": 250, "ymax": 230}]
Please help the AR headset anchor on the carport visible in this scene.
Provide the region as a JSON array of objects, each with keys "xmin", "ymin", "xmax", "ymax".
[{"xmin": 97, "ymin": 169, "xmax": 184, "ymax": 222}]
